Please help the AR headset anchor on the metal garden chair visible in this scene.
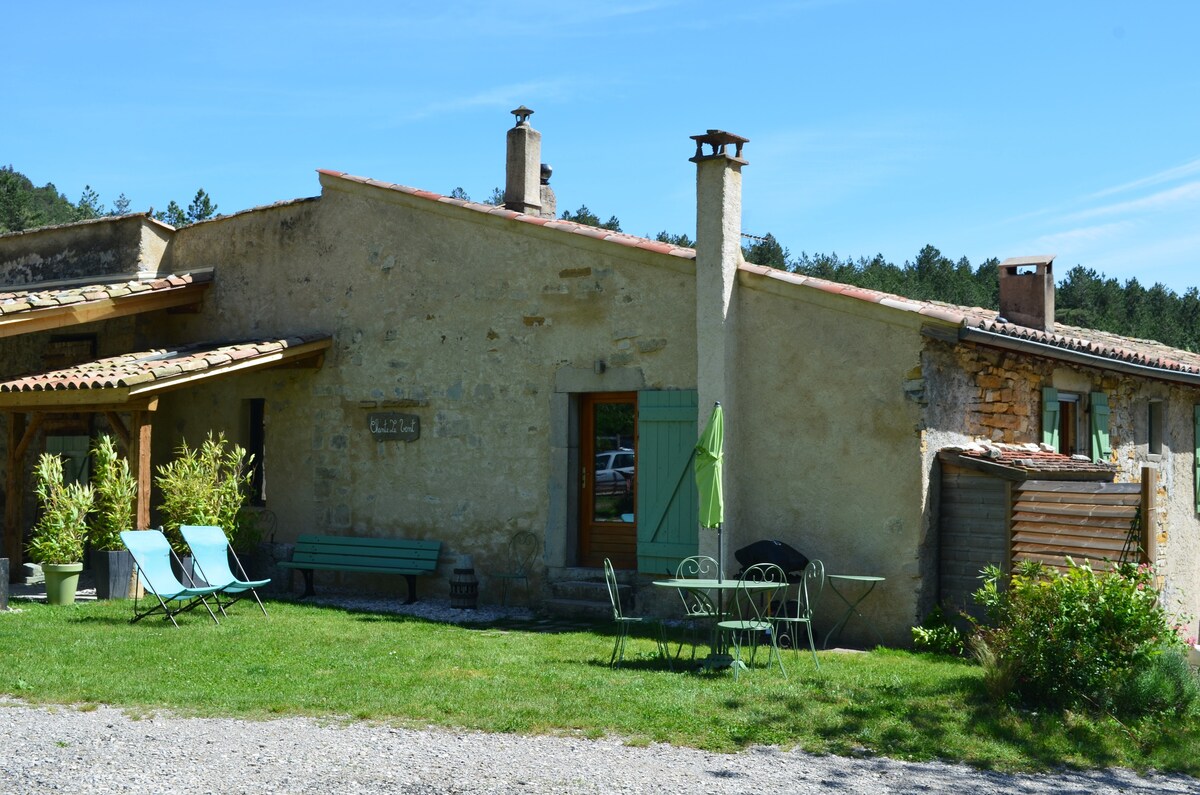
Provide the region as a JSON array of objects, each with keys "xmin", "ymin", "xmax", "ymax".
[
  {"xmin": 603, "ymin": 558, "xmax": 668, "ymax": 669},
  {"xmin": 493, "ymin": 530, "xmax": 538, "ymax": 606},
  {"xmin": 773, "ymin": 559, "xmax": 824, "ymax": 668},
  {"xmin": 181, "ymin": 524, "xmax": 271, "ymax": 618},
  {"xmin": 715, "ymin": 562, "xmax": 788, "ymax": 681},
  {"xmin": 120, "ymin": 529, "xmax": 222, "ymax": 627},
  {"xmin": 672, "ymin": 554, "xmax": 722, "ymax": 662}
]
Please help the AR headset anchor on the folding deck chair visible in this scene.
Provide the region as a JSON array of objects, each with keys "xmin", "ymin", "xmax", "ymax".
[
  {"xmin": 181, "ymin": 524, "xmax": 271, "ymax": 618},
  {"xmin": 120, "ymin": 529, "xmax": 222, "ymax": 626}
]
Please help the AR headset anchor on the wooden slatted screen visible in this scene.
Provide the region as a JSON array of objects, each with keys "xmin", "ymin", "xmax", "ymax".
[{"xmin": 1011, "ymin": 480, "xmax": 1141, "ymax": 572}]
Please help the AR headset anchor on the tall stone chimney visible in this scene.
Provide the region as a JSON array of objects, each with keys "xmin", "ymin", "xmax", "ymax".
[
  {"xmin": 504, "ymin": 106, "xmax": 542, "ymax": 216},
  {"xmin": 692, "ymin": 129, "xmax": 748, "ymax": 416},
  {"xmin": 997, "ymin": 255, "xmax": 1056, "ymax": 332}
]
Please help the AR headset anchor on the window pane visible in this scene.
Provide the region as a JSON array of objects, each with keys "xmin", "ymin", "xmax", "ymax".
[{"xmin": 591, "ymin": 401, "xmax": 635, "ymax": 524}]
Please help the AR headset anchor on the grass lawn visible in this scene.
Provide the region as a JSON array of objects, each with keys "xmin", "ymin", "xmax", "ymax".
[{"xmin": 1, "ymin": 597, "xmax": 1197, "ymax": 774}]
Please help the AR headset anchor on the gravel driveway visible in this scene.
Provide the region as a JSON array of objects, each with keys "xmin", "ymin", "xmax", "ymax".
[{"xmin": 1, "ymin": 699, "xmax": 1197, "ymax": 794}]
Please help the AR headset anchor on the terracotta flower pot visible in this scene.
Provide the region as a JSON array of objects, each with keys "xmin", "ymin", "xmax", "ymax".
[{"xmin": 43, "ymin": 562, "xmax": 83, "ymax": 606}]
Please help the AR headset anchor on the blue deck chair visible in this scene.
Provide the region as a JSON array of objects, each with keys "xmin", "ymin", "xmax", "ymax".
[
  {"xmin": 181, "ymin": 524, "xmax": 271, "ymax": 618},
  {"xmin": 120, "ymin": 529, "xmax": 221, "ymax": 627}
]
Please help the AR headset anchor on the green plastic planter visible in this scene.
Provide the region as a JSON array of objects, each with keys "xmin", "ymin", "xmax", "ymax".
[{"xmin": 43, "ymin": 562, "xmax": 83, "ymax": 606}]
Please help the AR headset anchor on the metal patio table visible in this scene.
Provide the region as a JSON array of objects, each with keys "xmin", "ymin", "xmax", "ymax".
[
  {"xmin": 653, "ymin": 578, "xmax": 779, "ymax": 670},
  {"xmin": 822, "ymin": 574, "xmax": 886, "ymax": 649}
]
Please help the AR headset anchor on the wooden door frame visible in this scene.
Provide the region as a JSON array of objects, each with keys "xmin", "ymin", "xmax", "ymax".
[{"xmin": 578, "ymin": 391, "xmax": 638, "ymax": 569}]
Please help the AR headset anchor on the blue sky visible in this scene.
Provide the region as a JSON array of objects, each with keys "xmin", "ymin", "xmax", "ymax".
[{"xmin": 5, "ymin": 1, "xmax": 1198, "ymax": 293}]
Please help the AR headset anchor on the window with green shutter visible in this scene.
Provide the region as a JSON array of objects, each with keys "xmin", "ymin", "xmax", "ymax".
[
  {"xmin": 1041, "ymin": 387, "xmax": 1060, "ymax": 449},
  {"xmin": 1194, "ymin": 405, "xmax": 1200, "ymax": 512},
  {"xmin": 1090, "ymin": 392, "xmax": 1111, "ymax": 462}
]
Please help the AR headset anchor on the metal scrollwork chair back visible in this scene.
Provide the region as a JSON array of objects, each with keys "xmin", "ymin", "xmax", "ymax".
[
  {"xmin": 716, "ymin": 562, "xmax": 788, "ymax": 681},
  {"xmin": 494, "ymin": 530, "xmax": 539, "ymax": 606}
]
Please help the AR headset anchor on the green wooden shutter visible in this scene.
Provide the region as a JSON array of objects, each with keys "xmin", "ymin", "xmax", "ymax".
[
  {"xmin": 635, "ymin": 390, "xmax": 699, "ymax": 574},
  {"xmin": 1193, "ymin": 405, "xmax": 1200, "ymax": 512},
  {"xmin": 1041, "ymin": 387, "xmax": 1060, "ymax": 449},
  {"xmin": 1090, "ymin": 392, "xmax": 1111, "ymax": 462}
]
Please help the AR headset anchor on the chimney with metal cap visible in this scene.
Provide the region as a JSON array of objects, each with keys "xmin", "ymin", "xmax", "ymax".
[
  {"xmin": 504, "ymin": 106, "xmax": 543, "ymax": 216},
  {"xmin": 997, "ymin": 255, "xmax": 1056, "ymax": 332},
  {"xmin": 691, "ymin": 129, "xmax": 748, "ymax": 426}
]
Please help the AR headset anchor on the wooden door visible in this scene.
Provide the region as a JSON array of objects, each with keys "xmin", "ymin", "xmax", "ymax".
[{"xmin": 578, "ymin": 392, "xmax": 637, "ymax": 569}]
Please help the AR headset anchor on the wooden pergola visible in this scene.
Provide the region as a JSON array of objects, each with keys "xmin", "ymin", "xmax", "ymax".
[{"xmin": 1, "ymin": 336, "xmax": 331, "ymax": 572}]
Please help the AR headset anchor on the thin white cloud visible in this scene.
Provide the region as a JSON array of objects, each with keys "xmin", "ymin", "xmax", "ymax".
[
  {"xmin": 1085, "ymin": 157, "xmax": 1200, "ymax": 201},
  {"xmin": 1061, "ymin": 181, "xmax": 1200, "ymax": 223},
  {"xmin": 403, "ymin": 81, "xmax": 574, "ymax": 122}
]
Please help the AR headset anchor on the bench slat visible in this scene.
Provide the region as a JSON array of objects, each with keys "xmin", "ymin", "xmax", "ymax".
[{"xmin": 281, "ymin": 535, "xmax": 442, "ymax": 604}]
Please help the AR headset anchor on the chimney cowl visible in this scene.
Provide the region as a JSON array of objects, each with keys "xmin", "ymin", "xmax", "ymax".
[{"xmin": 997, "ymin": 255, "xmax": 1056, "ymax": 332}]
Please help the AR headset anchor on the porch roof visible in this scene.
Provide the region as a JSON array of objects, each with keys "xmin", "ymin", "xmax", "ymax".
[
  {"xmin": 939, "ymin": 443, "xmax": 1117, "ymax": 481},
  {"xmin": 0, "ymin": 271, "xmax": 212, "ymax": 338},
  {"xmin": 0, "ymin": 335, "xmax": 331, "ymax": 411}
]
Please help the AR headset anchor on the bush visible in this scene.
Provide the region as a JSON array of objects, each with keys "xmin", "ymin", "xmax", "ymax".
[
  {"xmin": 912, "ymin": 605, "xmax": 966, "ymax": 656},
  {"xmin": 27, "ymin": 453, "xmax": 94, "ymax": 565},
  {"xmin": 88, "ymin": 435, "xmax": 137, "ymax": 552},
  {"xmin": 973, "ymin": 559, "xmax": 1181, "ymax": 713},
  {"xmin": 155, "ymin": 432, "xmax": 253, "ymax": 552},
  {"xmin": 1114, "ymin": 645, "xmax": 1200, "ymax": 717}
]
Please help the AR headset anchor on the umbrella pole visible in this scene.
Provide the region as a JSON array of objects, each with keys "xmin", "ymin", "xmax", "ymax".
[{"xmin": 717, "ymin": 523, "xmax": 723, "ymax": 583}]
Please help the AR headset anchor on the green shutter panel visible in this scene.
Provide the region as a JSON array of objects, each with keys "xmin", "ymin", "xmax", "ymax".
[
  {"xmin": 1090, "ymin": 392, "xmax": 1111, "ymax": 462},
  {"xmin": 1193, "ymin": 405, "xmax": 1200, "ymax": 512},
  {"xmin": 635, "ymin": 390, "xmax": 699, "ymax": 574},
  {"xmin": 1041, "ymin": 387, "xmax": 1060, "ymax": 449}
]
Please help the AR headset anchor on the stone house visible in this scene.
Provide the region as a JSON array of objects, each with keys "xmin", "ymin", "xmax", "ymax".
[{"xmin": 2, "ymin": 110, "xmax": 1199, "ymax": 645}]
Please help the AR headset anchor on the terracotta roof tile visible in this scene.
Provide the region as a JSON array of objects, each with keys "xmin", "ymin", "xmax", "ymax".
[
  {"xmin": 945, "ymin": 443, "xmax": 1117, "ymax": 475},
  {"xmin": 0, "ymin": 336, "xmax": 325, "ymax": 395},
  {"xmin": 0, "ymin": 272, "xmax": 213, "ymax": 320}
]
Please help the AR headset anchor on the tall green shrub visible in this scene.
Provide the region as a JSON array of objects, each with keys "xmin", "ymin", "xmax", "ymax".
[
  {"xmin": 973, "ymin": 559, "xmax": 1183, "ymax": 713},
  {"xmin": 27, "ymin": 453, "xmax": 94, "ymax": 565},
  {"xmin": 155, "ymin": 432, "xmax": 254, "ymax": 552},
  {"xmin": 88, "ymin": 435, "xmax": 137, "ymax": 551}
]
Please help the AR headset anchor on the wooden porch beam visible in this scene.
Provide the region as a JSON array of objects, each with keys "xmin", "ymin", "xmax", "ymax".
[{"xmin": 0, "ymin": 282, "xmax": 210, "ymax": 340}]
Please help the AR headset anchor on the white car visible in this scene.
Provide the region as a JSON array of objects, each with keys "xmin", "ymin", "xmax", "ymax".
[{"xmin": 594, "ymin": 449, "xmax": 635, "ymax": 495}]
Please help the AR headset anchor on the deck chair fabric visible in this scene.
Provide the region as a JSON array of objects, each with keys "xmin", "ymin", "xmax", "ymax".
[
  {"xmin": 180, "ymin": 524, "xmax": 271, "ymax": 618},
  {"xmin": 120, "ymin": 529, "xmax": 221, "ymax": 627}
]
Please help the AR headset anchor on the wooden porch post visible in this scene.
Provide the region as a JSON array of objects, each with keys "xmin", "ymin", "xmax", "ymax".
[
  {"xmin": 4, "ymin": 411, "xmax": 43, "ymax": 576},
  {"xmin": 130, "ymin": 410, "xmax": 153, "ymax": 530}
]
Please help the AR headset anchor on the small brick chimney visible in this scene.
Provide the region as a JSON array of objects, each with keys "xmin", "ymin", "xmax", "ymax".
[
  {"xmin": 998, "ymin": 255, "xmax": 1056, "ymax": 331},
  {"xmin": 505, "ymin": 106, "xmax": 546, "ymax": 217}
]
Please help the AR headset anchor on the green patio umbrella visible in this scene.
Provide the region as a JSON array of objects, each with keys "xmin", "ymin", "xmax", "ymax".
[{"xmin": 695, "ymin": 401, "xmax": 725, "ymax": 581}]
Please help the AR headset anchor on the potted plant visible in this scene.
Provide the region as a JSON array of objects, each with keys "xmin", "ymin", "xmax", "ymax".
[
  {"xmin": 88, "ymin": 435, "xmax": 137, "ymax": 599},
  {"xmin": 27, "ymin": 453, "xmax": 94, "ymax": 605},
  {"xmin": 155, "ymin": 432, "xmax": 254, "ymax": 583}
]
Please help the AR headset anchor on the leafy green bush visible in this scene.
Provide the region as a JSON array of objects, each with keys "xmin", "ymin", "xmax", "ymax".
[
  {"xmin": 88, "ymin": 435, "xmax": 137, "ymax": 551},
  {"xmin": 973, "ymin": 559, "xmax": 1180, "ymax": 713},
  {"xmin": 912, "ymin": 605, "xmax": 966, "ymax": 656},
  {"xmin": 155, "ymin": 432, "xmax": 254, "ymax": 552},
  {"xmin": 27, "ymin": 453, "xmax": 94, "ymax": 565},
  {"xmin": 1113, "ymin": 645, "xmax": 1200, "ymax": 717}
]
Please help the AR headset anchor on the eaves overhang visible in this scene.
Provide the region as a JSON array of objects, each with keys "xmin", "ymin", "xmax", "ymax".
[
  {"xmin": 0, "ymin": 335, "xmax": 331, "ymax": 412},
  {"xmin": 0, "ymin": 271, "xmax": 213, "ymax": 339},
  {"xmin": 956, "ymin": 325, "xmax": 1200, "ymax": 388}
]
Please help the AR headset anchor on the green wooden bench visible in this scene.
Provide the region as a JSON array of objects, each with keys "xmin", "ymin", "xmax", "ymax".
[{"xmin": 279, "ymin": 535, "xmax": 442, "ymax": 604}]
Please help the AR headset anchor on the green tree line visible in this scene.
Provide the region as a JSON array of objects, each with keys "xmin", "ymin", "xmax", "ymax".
[
  {"xmin": 1, "ymin": 165, "xmax": 217, "ymax": 233},
  {"xmin": 747, "ymin": 236, "xmax": 1200, "ymax": 354}
]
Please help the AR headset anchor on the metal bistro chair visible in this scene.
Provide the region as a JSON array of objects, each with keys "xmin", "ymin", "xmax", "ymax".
[
  {"xmin": 494, "ymin": 530, "xmax": 538, "ymax": 606},
  {"xmin": 672, "ymin": 555, "xmax": 722, "ymax": 662},
  {"xmin": 773, "ymin": 559, "xmax": 825, "ymax": 669},
  {"xmin": 716, "ymin": 563, "xmax": 788, "ymax": 681},
  {"xmin": 604, "ymin": 558, "xmax": 668, "ymax": 669}
]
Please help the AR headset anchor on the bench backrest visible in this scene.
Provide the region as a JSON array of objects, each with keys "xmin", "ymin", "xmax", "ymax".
[{"xmin": 291, "ymin": 535, "xmax": 442, "ymax": 572}]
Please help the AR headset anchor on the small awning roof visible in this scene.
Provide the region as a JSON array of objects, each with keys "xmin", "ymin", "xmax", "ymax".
[
  {"xmin": 0, "ymin": 271, "xmax": 212, "ymax": 339},
  {"xmin": 0, "ymin": 335, "xmax": 331, "ymax": 411}
]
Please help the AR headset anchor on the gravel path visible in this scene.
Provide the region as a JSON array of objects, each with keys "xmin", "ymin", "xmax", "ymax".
[
  {"xmin": 3, "ymin": 594, "xmax": 1198, "ymax": 793},
  {"xmin": 1, "ymin": 700, "xmax": 1197, "ymax": 794}
]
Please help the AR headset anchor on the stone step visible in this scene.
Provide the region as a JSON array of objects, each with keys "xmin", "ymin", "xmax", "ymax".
[
  {"xmin": 541, "ymin": 597, "xmax": 613, "ymax": 621},
  {"xmin": 549, "ymin": 578, "xmax": 612, "ymax": 603}
]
